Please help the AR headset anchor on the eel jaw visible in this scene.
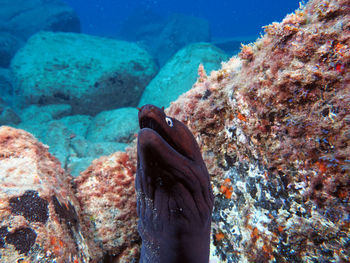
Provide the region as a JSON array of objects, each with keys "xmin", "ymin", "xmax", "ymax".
[{"xmin": 139, "ymin": 116, "xmax": 191, "ymax": 161}]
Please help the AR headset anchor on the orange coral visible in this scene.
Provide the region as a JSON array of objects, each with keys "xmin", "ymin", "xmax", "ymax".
[{"xmin": 220, "ymin": 178, "xmax": 233, "ymax": 199}]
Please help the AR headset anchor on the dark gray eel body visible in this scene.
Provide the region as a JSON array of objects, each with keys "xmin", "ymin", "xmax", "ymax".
[{"xmin": 136, "ymin": 104, "xmax": 214, "ymax": 263}]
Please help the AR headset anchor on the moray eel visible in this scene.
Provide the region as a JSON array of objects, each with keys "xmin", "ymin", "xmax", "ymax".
[{"xmin": 136, "ymin": 104, "xmax": 214, "ymax": 263}]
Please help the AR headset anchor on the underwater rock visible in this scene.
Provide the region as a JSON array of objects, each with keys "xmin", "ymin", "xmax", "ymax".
[
  {"xmin": 156, "ymin": 13, "xmax": 211, "ymax": 65},
  {"xmin": 16, "ymin": 107, "xmax": 136, "ymax": 177},
  {"xmin": 11, "ymin": 31, "xmax": 157, "ymax": 115},
  {"xmin": 20, "ymin": 104, "xmax": 72, "ymax": 123},
  {"xmin": 0, "ymin": 0, "xmax": 80, "ymax": 40},
  {"xmin": 0, "ymin": 106, "xmax": 21, "ymax": 126},
  {"xmin": 86, "ymin": 107, "xmax": 139, "ymax": 143},
  {"xmin": 74, "ymin": 151, "xmax": 140, "ymax": 261},
  {"xmin": 57, "ymin": 114, "xmax": 92, "ymax": 138},
  {"xmin": 86, "ymin": 141, "xmax": 128, "ymax": 158},
  {"xmin": 42, "ymin": 121, "xmax": 73, "ymax": 167},
  {"xmin": 0, "ymin": 126, "xmax": 97, "ymax": 262},
  {"xmin": 119, "ymin": 9, "xmax": 165, "ymax": 42},
  {"xmin": 68, "ymin": 138, "xmax": 129, "ymax": 177},
  {"xmin": 0, "ymin": 67, "xmax": 14, "ymax": 104},
  {"xmin": 67, "ymin": 156, "xmax": 96, "ymax": 178},
  {"xmin": 16, "ymin": 119, "xmax": 74, "ymax": 169},
  {"xmin": 165, "ymin": 0, "xmax": 350, "ymax": 261},
  {"xmin": 120, "ymin": 12, "xmax": 211, "ymax": 66},
  {"xmin": 138, "ymin": 43, "xmax": 229, "ymax": 109},
  {"xmin": 212, "ymin": 36, "xmax": 257, "ymax": 57},
  {"xmin": 0, "ymin": 32, "xmax": 23, "ymax": 68}
]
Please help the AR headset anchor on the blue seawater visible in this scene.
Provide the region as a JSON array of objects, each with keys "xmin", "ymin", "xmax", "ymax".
[{"xmin": 63, "ymin": 0, "xmax": 300, "ymax": 39}]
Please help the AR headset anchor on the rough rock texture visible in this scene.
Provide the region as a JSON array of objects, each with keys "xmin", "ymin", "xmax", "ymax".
[
  {"xmin": 0, "ymin": 0, "xmax": 80, "ymax": 40},
  {"xmin": 164, "ymin": 0, "xmax": 350, "ymax": 262},
  {"xmin": 0, "ymin": 126, "xmax": 97, "ymax": 262},
  {"xmin": 86, "ymin": 107, "xmax": 139, "ymax": 143},
  {"xmin": 20, "ymin": 104, "xmax": 73, "ymax": 123},
  {"xmin": 0, "ymin": 0, "xmax": 80, "ymax": 67},
  {"xmin": 11, "ymin": 31, "xmax": 158, "ymax": 115},
  {"xmin": 0, "ymin": 106, "xmax": 21, "ymax": 125},
  {"xmin": 120, "ymin": 12, "xmax": 211, "ymax": 66},
  {"xmin": 0, "ymin": 68, "xmax": 14, "ymax": 104},
  {"xmin": 68, "ymin": 141, "xmax": 128, "ymax": 177},
  {"xmin": 138, "ymin": 43, "xmax": 229, "ymax": 108},
  {"xmin": 58, "ymin": 115, "xmax": 92, "ymax": 138},
  {"xmin": 212, "ymin": 36, "xmax": 257, "ymax": 57},
  {"xmin": 74, "ymin": 151, "xmax": 140, "ymax": 262},
  {"xmin": 14, "ymin": 105, "xmax": 139, "ymax": 177},
  {"xmin": 0, "ymin": 32, "xmax": 23, "ymax": 68}
]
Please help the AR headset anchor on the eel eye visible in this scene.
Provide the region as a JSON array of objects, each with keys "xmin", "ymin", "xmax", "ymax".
[{"xmin": 165, "ymin": 117, "xmax": 173, "ymax": 127}]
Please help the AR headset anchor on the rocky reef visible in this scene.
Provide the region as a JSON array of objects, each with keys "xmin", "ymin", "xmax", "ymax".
[
  {"xmin": 0, "ymin": 126, "xmax": 95, "ymax": 262},
  {"xmin": 0, "ymin": 0, "xmax": 349, "ymax": 262},
  {"xmin": 0, "ymin": 126, "xmax": 139, "ymax": 262},
  {"xmin": 167, "ymin": 0, "xmax": 349, "ymax": 261},
  {"xmin": 74, "ymin": 151, "xmax": 139, "ymax": 262}
]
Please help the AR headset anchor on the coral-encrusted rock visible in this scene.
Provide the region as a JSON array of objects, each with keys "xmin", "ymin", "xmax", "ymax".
[
  {"xmin": 0, "ymin": 126, "xmax": 97, "ymax": 262},
  {"xmin": 74, "ymin": 151, "xmax": 140, "ymax": 262},
  {"xmin": 165, "ymin": 0, "xmax": 349, "ymax": 262},
  {"xmin": 11, "ymin": 31, "xmax": 157, "ymax": 115}
]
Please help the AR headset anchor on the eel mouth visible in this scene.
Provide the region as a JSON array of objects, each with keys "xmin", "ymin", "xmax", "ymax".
[{"xmin": 139, "ymin": 116, "xmax": 190, "ymax": 160}]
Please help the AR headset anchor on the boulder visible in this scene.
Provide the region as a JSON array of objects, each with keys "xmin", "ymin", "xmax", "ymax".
[
  {"xmin": 74, "ymin": 151, "xmax": 140, "ymax": 260},
  {"xmin": 0, "ymin": 126, "xmax": 99, "ymax": 261},
  {"xmin": 120, "ymin": 12, "xmax": 211, "ymax": 66},
  {"xmin": 0, "ymin": 0, "xmax": 80, "ymax": 40},
  {"xmin": 86, "ymin": 107, "xmax": 139, "ymax": 143},
  {"xmin": 70, "ymin": 136, "xmax": 128, "ymax": 159},
  {"xmin": 16, "ymin": 118, "xmax": 73, "ymax": 168},
  {"xmin": 20, "ymin": 104, "xmax": 72, "ymax": 124},
  {"xmin": 0, "ymin": 32, "xmax": 23, "ymax": 68},
  {"xmin": 11, "ymin": 31, "xmax": 158, "ymax": 115},
  {"xmin": 155, "ymin": 13, "xmax": 211, "ymax": 65},
  {"xmin": 0, "ymin": 67, "xmax": 14, "ymax": 103},
  {"xmin": 69, "ymin": 138, "xmax": 128, "ymax": 177},
  {"xmin": 67, "ymin": 156, "xmax": 95, "ymax": 177},
  {"xmin": 58, "ymin": 115, "xmax": 92, "ymax": 138},
  {"xmin": 119, "ymin": 9, "xmax": 164, "ymax": 42},
  {"xmin": 138, "ymin": 43, "xmax": 229, "ymax": 108},
  {"xmin": 0, "ymin": 106, "xmax": 21, "ymax": 125},
  {"xmin": 165, "ymin": 0, "xmax": 350, "ymax": 261},
  {"xmin": 39, "ymin": 121, "xmax": 72, "ymax": 166}
]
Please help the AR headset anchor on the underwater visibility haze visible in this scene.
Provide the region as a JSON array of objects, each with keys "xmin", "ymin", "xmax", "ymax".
[{"xmin": 0, "ymin": 0, "xmax": 349, "ymax": 262}]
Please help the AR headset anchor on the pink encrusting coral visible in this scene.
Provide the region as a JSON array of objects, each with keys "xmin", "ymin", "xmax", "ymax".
[
  {"xmin": 167, "ymin": 0, "xmax": 349, "ymax": 261},
  {"xmin": 232, "ymin": 0, "xmax": 350, "ymax": 208},
  {"xmin": 0, "ymin": 126, "xmax": 97, "ymax": 262},
  {"xmin": 74, "ymin": 151, "xmax": 140, "ymax": 262}
]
